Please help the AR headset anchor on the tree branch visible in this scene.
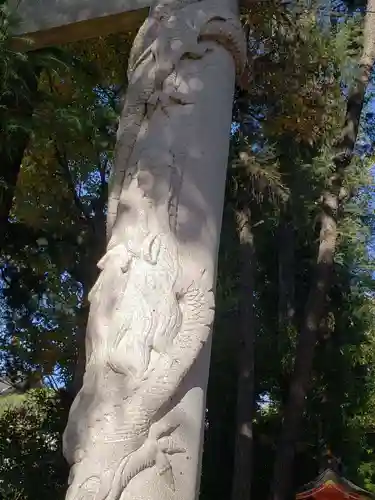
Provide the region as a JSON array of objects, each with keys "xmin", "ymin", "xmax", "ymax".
[
  {"xmin": 98, "ymin": 154, "xmax": 108, "ymax": 188},
  {"xmin": 53, "ymin": 142, "xmax": 92, "ymax": 222},
  {"xmin": 1, "ymin": 267, "xmax": 12, "ymax": 286}
]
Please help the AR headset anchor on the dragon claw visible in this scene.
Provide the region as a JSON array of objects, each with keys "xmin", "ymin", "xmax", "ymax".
[
  {"xmin": 155, "ymin": 451, "xmax": 175, "ymax": 491},
  {"xmin": 146, "ymin": 419, "xmax": 185, "ymax": 490},
  {"xmin": 149, "ymin": 420, "xmax": 180, "ymax": 440},
  {"xmin": 159, "ymin": 436, "xmax": 186, "ymax": 455}
]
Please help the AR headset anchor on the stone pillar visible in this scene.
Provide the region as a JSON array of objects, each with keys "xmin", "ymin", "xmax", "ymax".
[{"xmin": 63, "ymin": 1, "xmax": 245, "ymax": 499}]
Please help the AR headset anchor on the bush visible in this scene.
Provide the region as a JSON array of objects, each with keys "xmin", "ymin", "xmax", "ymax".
[{"xmin": 0, "ymin": 389, "xmax": 69, "ymax": 500}]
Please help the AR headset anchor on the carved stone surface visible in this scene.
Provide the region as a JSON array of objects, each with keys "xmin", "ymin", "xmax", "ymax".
[{"xmin": 63, "ymin": 0, "xmax": 245, "ymax": 499}]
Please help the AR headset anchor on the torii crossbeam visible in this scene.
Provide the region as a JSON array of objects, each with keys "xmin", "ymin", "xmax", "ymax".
[
  {"xmin": 11, "ymin": 0, "xmax": 149, "ymax": 48},
  {"xmin": 11, "ymin": 1, "xmax": 245, "ymax": 499}
]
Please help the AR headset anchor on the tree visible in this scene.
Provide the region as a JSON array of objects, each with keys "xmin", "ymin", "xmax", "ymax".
[
  {"xmin": 0, "ymin": 27, "xmax": 135, "ymax": 396},
  {"xmin": 0, "ymin": 389, "xmax": 69, "ymax": 500},
  {"xmin": 202, "ymin": 3, "xmax": 375, "ymax": 500},
  {"xmin": 270, "ymin": 1, "xmax": 375, "ymax": 498}
]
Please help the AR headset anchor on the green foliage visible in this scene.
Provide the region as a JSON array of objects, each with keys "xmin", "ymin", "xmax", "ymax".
[
  {"xmin": 0, "ymin": 392, "xmax": 26, "ymax": 415},
  {"xmin": 0, "ymin": 2, "xmax": 32, "ymax": 142},
  {"xmin": 0, "ymin": 389, "xmax": 69, "ymax": 500},
  {"xmin": 203, "ymin": 2, "xmax": 375, "ymax": 499},
  {"xmin": 0, "ymin": 2, "xmax": 134, "ymax": 387}
]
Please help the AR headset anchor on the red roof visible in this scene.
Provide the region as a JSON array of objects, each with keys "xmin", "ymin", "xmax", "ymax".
[{"xmin": 296, "ymin": 469, "xmax": 374, "ymax": 500}]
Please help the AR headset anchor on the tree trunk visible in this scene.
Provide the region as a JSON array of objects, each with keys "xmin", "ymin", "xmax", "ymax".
[
  {"xmin": 69, "ymin": 212, "xmax": 106, "ymax": 398},
  {"xmin": 278, "ymin": 208, "xmax": 295, "ymax": 337},
  {"xmin": 270, "ymin": 205, "xmax": 336, "ymax": 500},
  {"xmin": 53, "ymin": 141, "xmax": 109, "ymax": 398},
  {"xmin": 269, "ymin": 3, "xmax": 375, "ymax": 499},
  {"xmin": 62, "ymin": 2, "xmax": 245, "ymax": 500},
  {"xmin": 69, "ymin": 302, "xmax": 90, "ymax": 399},
  {"xmin": 0, "ymin": 65, "xmax": 40, "ymax": 250},
  {"xmin": 231, "ymin": 207, "xmax": 256, "ymax": 500}
]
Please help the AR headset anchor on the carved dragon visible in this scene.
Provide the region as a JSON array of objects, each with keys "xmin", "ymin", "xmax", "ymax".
[
  {"xmin": 107, "ymin": 0, "xmax": 246, "ymax": 238},
  {"xmin": 63, "ymin": 1, "xmax": 245, "ymax": 498},
  {"xmin": 64, "ymin": 208, "xmax": 215, "ymax": 500}
]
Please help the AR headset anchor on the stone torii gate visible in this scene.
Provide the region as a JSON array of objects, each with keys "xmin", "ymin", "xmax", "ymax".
[{"xmin": 12, "ymin": 1, "xmax": 245, "ymax": 499}]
